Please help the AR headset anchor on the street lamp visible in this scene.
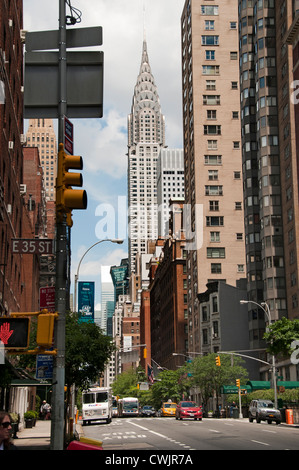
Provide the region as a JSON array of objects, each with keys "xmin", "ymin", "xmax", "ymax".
[
  {"xmin": 240, "ymin": 299, "xmax": 278, "ymax": 408},
  {"xmin": 74, "ymin": 238, "xmax": 123, "ymax": 312}
]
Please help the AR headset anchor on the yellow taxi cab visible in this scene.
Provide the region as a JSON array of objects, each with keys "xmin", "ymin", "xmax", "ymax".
[{"xmin": 161, "ymin": 401, "xmax": 177, "ymax": 417}]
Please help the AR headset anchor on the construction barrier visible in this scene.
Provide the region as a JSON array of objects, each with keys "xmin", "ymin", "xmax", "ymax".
[{"xmin": 286, "ymin": 409, "xmax": 294, "ymax": 425}]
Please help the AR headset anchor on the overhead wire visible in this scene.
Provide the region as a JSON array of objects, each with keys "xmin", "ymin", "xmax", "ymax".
[{"xmin": 65, "ymin": 0, "xmax": 82, "ymax": 25}]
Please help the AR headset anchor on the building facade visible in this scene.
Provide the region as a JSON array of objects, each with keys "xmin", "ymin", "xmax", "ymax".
[
  {"xmin": 157, "ymin": 148, "xmax": 185, "ymax": 236},
  {"xmin": 181, "ymin": 0, "xmax": 246, "ymax": 354},
  {"xmin": 127, "ymin": 39, "xmax": 166, "ymax": 274}
]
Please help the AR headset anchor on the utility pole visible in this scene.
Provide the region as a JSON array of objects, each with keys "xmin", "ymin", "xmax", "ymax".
[{"xmin": 50, "ymin": 0, "xmax": 67, "ymax": 450}]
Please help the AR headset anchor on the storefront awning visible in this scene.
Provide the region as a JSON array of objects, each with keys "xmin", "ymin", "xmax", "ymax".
[
  {"xmin": 246, "ymin": 381, "xmax": 271, "ymax": 390},
  {"xmin": 277, "ymin": 381, "xmax": 299, "ymax": 389}
]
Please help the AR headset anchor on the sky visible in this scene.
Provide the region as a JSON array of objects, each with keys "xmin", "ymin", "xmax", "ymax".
[{"xmin": 23, "ymin": 0, "xmax": 184, "ymax": 309}]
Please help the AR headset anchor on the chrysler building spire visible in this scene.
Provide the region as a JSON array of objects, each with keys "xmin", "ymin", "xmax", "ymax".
[{"xmin": 127, "ymin": 40, "xmax": 166, "ymax": 274}]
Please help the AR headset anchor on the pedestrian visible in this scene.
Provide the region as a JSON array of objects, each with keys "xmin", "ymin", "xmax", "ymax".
[
  {"xmin": 40, "ymin": 401, "xmax": 51, "ymax": 420},
  {"xmin": 0, "ymin": 411, "xmax": 17, "ymax": 450}
]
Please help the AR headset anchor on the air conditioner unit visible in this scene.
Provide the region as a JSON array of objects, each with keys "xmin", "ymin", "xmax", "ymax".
[
  {"xmin": 8, "ymin": 19, "xmax": 13, "ymax": 28},
  {"xmin": 20, "ymin": 30, "xmax": 27, "ymax": 43},
  {"xmin": 8, "ymin": 141, "xmax": 14, "ymax": 150},
  {"xmin": 7, "ymin": 204, "xmax": 12, "ymax": 215},
  {"xmin": 20, "ymin": 134, "xmax": 26, "ymax": 145},
  {"xmin": 20, "ymin": 184, "xmax": 27, "ymax": 195}
]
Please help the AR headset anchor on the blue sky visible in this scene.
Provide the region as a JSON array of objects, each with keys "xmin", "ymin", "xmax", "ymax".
[{"xmin": 23, "ymin": 0, "xmax": 184, "ymax": 308}]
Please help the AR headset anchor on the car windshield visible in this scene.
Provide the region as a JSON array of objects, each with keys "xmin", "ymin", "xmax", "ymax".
[
  {"xmin": 181, "ymin": 402, "xmax": 197, "ymax": 408},
  {"xmin": 143, "ymin": 406, "xmax": 152, "ymax": 410},
  {"xmin": 164, "ymin": 403, "xmax": 176, "ymax": 408},
  {"xmin": 258, "ymin": 401, "xmax": 274, "ymax": 408}
]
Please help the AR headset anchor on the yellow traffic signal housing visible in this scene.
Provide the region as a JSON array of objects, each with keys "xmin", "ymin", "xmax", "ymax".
[
  {"xmin": 215, "ymin": 355, "xmax": 221, "ymax": 366},
  {"xmin": 56, "ymin": 143, "xmax": 87, "ymax": 225},
  {"xmin": 36, "ymin": 313, "xmax": 57, "ymax": 348},
  {"xmin": 236, "ymin": 379, "xmax": 241, "ymax": 388}
]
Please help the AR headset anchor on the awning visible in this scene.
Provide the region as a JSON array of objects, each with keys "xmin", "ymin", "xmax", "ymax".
[
  {"xmin": 277, "ymin": 381, "xmax": 299, "ymax": 389},
  {"xmin": 246, "ymin": 381, "xmax": 271, "ymax": 390},
  {"xmin": 10, "ymin": 368, "xmax": 51, "ymax": 387}
]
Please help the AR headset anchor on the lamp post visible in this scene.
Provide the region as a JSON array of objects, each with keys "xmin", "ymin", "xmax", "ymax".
[
  {"xmin": 74, "ymin": 238, "xmax": 123, "ymax": 313},
  {"xmin": 240, "ymin": 299, "xmax": 278, "ymax": 408}
]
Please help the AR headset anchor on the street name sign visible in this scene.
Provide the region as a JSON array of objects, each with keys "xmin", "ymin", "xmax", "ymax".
[{"xmin": 12, "ymin": 239, "xmax": 54, "ymax": 254}]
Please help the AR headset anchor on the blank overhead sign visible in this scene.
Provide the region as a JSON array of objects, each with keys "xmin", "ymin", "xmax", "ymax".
[
  {"xmin": 25, "ymin": 27, "xmax": 103, "ymax": 51},
  {"xmin": 24, "ymin": 50, "xmax": 104, "ymax": 118}
]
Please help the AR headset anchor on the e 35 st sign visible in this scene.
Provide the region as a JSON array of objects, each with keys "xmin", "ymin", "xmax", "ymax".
[{"xmin": 12, "ymin": 239, "xmax": 54, "ymax": 254}]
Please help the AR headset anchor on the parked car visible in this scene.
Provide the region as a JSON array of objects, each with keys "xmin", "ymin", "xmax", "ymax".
[
  {"xmin": 248, "ymin": 399, "xmax": 281, "ymax": 425},
  {"xmin": 140, "ymin": 405, "xmax": 156, "ymax": 417},
  {"xmin": 175, "ymin": 401, "xmax": 203, "ymax": 421},
  {"xmin": 161, "ymin": 402, "xmax": 177, "ymax": 417}
]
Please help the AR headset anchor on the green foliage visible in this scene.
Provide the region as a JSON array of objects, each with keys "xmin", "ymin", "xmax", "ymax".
[
  {"xmin": 111, "ymin": 367, "xmax": 139, "ymax": 398},
  {"xmin": 150, "ymin": 369, "xmax": 188, "ymax": 409},
  {"xmin": 65, "ymin": 312, "xmax": 115, "ymax": 390},
  {"xmin": 186, "ymin": 353, "xmax": 248, "ymax": 406},
  {"xmin": 226, "ymin": 388, "xmax": 299, "ymax": 406},
  {"xmin": 263, "ymin": 317, "xmax": 299, "ymax": 357}
]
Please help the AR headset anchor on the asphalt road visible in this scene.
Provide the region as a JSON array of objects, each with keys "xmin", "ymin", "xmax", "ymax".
[{"xmin": 81, "ymin": 416, "xmax": 299, "ymax": 451}]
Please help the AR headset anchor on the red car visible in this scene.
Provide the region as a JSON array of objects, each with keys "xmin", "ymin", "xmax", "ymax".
[{"xmin": 175, "ymin": 401, "xmax": 203, "ymax": 421}]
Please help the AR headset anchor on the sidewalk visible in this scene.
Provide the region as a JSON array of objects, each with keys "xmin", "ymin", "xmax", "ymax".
[{"xmin": 13, "ymin": 419, "xmax": 51, "ymax": 450}]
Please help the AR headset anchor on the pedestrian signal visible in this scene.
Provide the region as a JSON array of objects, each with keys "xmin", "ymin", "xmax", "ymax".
[{"xmin": 0, "ymin": 317, "xmax": 30, "ymax": 349}]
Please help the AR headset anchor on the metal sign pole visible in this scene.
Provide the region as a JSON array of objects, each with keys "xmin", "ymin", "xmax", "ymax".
[{"xmin": 51, "ymin": 0, "xmax": 67, "ymax": 450}]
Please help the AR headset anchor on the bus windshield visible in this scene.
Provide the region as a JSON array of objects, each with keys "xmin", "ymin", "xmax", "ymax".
[{"xmin": 124, "ymin": 401, "xmax": 138, "ymax": 410}]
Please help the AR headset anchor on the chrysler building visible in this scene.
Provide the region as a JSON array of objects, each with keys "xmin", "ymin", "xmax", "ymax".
[{"xmin": 127, "ymin": 39, "xmax": 165, "ymax": 273}]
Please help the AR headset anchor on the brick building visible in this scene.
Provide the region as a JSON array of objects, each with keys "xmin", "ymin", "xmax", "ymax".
[{"xmin": 0, "ymin": 0, "xmax": 26, "ymax": 314}]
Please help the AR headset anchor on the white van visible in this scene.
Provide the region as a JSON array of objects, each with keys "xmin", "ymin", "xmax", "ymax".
[{"xmin": 82, "ymin": 387, "xmax": 112, "ymax": 425}]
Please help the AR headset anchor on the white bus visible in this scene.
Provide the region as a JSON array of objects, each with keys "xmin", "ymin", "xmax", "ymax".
[
  {"xmin": 118, "ymin": 397, "xmax": 139, "ymax": 417},
  {"xmin": 82, "ymin": 387, "xmax": 112, "ymax": 425}
]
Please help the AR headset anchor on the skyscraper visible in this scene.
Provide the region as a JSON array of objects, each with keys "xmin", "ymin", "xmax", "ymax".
[
  {"xmin": 157, "ymin": 148, "xmax": 185, "ymax": 236},
  {"xmin": 26, "ymin": 119, "xmax": 58, "ymax": 202},
  {"xmin": 127, "ymin": 39, "xmax": 166, "ymax": 273},
  {"xmin": 181, "ymin": 0, "xmax": 246, "ymax": 353}
]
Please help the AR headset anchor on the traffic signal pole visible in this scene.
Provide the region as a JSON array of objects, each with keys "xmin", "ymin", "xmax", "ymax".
[{"xmin": 51, "ymin": 0, "xmax": 68, "ymax": 450}]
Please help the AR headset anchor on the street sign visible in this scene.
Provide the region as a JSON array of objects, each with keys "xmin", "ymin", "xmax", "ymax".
[
  {"xmin": 64, "ymin": 116, "xmax": 73, "ymax": 154},
  {"xmin": 24, "ymin": 51, "xmax": 104, "ymax": 118},
  {"xmin": 40, "ymin": 286, "xmax": 56, "ymax": 313},
  {"xmin": 0, "ymin": 318, "xmax": 30, "ymax": 349},
  {"xmin": 12, "ymin": 239, "xmax": 54, "ymax": 254},
  {"xmin": 36, "ymin": 354, "xmax": 54, "ymax": 379},
  {"xmin": 25, "ymin": 27, "xmax": 103, "ymax": 52}
]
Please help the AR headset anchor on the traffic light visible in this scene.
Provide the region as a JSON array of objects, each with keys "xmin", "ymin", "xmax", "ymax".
[
  {"xmin": 36, "ymin": 312, "xmax": 57, "ymax": 348},
  {"xmin": 215, "ymin": 355, "xmax": 221, "ymax": 366},
  {"xmin": 56, "ymin": 143, "xmax": 87, "ymax": 226},
  {"xmin": 236, "ymin": 379, "xmax": 240, "ymax": 388},
  {"xmin": 0, "ymin": 317, "xmax": 30, "ymax": 349}
]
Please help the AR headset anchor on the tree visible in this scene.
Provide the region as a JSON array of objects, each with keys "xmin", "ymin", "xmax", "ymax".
[
  {"xmin": 65, "ymin": 313, "xmax": 115, "ymax": 391},
  {"xmin": 111, "ymin": 367, "xmax": 139, "ymax": 398},
  {"xmin": 150, "ymin": 369, "xmax": 188, "ymax": 409},
  {"xmin": 187, "ymin": 353, "xmax": 248, "ymax": 409},
  {"xmin": 263, "ymin": 317, "xmax": 299, "ymax": 358}
]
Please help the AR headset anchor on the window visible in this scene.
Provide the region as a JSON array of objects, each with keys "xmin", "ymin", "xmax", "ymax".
[
  {"xmin": 204, "ymin": 125, "xmax": 221, "ymax": 135},
  {"xmin": 208, "ymin": 140, "xmax": 218, "ymax": 149},
  {"xmin": 201, "ymin": 5, "xmax": 219, "ymax": 15},
  {"xmin": 203, "ymin": 65, "xmax": 220, "ymax": 75},
  {"xmin": 202, "ymin": 36, "xmax": 219, "ymax": 46},
  {"xmin": 210, "ymin": 231, "xmax": 220, "ymax": 242},
  {"xmin": 207, "ymin": 110, "xmax": 217, "ymax": 119},
  {"xmin": 205, "ymin": 20, "xmax": 215, "ymax": 30},
  {"xmin": 207, "ymin": 247, "xmax": 225, "ymax": 258},
  {"xmin": 206, "ymin": 50, "xmax": 215, "ymax": 60},
  {"xmin": 230, "ymin": 51, "xmax": 238, "ymax": 60},
  {"xmin": 209, "ymin": 200, "xmax": 219, "ymax": 211},
  {"xmin": 206, "ymin": 80, "xmax": 216, "ymax": 90},
  {"xmin": 206, "ymin": 216, "xmax": 224, "ymax": 226},
  {"xmin": 205, "ymin": 185, "xmax": 223, "ymax": 195},
  {"xmin": 203, "ymin": 95, "xmax": 221, "ymax": 105},
  {"xmin": 211, "ymin": 263, "xmax": 222, "ymax": 274},
  {"xmin": 205, "ymin": 155, "xmax": 222, "ymax": 165}
]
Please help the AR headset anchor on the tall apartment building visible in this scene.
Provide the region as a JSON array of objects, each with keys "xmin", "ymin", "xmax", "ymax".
[
  {"xmin": 239, "ymin": 0, "xmax": 299, "ymax": 361},
  {"xmin": 181, "ymin": 1, "xmax": 246, "ymax": 353},
  {"xmin": 157, "ymin": 148, "xmax": 185, "ymax": 236},
  {"xmin": 127, "ymin": 39, "xmax": 166, "ymax": 274},
  {"xmin": 0, "ymin": 0, "xmax": 27, "ymax": 314},
  {"xmin": 26, "ymin": 119, "xmax": 57, "ymax": 202}
]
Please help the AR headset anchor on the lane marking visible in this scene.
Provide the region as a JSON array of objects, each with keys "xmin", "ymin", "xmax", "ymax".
[{"xmin": 251, "ymin": 440, "xmax": 270, "ymax": 446}]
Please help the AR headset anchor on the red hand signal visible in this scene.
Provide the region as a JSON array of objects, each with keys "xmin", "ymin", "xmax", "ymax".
[{"xmin": 0, "ymin": 322, "xmax": 14, "ymax": 344}]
